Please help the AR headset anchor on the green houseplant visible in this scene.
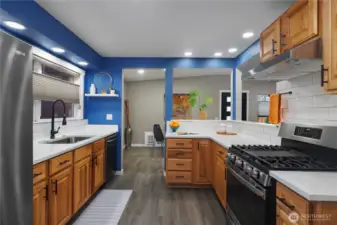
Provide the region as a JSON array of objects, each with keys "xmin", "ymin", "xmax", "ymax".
[{"xmin": 188, "ymin": 90, "xmax": 213, "ymax": 120}]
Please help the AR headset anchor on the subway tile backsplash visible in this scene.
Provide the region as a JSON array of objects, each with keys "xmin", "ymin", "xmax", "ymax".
[{"xmin": 277, "ymin": 72, "xmax": 337, "ymax": 125}]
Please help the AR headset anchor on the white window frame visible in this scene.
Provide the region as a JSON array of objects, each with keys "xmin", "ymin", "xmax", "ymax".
[
  {"xmin": 218, "ymin": 90, "xmax": 250, "ymax": 121},
  {"xmin": 32, "ymin": 47, "xmax": 85, "ymax": 123}
]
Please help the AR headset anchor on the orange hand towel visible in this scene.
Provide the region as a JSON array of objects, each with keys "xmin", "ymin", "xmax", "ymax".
[{"xmin": 269, "ymin": 94, "xmax": 281, "ymax": 124}]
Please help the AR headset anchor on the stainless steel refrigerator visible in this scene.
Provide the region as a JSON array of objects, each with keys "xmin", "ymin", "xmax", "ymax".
[{"xmin": 0, "ymin": 31, "xmax": 33, "ymax": 225}]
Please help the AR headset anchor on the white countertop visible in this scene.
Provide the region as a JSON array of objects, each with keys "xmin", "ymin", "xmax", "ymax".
[
  {"xmin": 166, "ymin": 132, "xmax": 269, "ymax": 148},
  {"xmin": 33, "ymin": 125, "xmax": 118, "ymax": 165},
  {"xmin": 270, "ymin": 171, "xmax": 337, "ymax": 201}
]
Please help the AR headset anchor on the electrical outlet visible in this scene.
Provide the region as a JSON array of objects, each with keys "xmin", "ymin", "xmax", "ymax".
[{"xmin": 106, "ymin": 114, "xmax": 113, "ymax": 120}]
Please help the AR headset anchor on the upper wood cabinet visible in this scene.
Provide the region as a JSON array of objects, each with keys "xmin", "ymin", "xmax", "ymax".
[
  {"xmin": 322, "ymin": 0, "xmax": 337, "ymax": 92},
  {"xmin": 260, "ymin": 19, "xmax": 281, "ymax": 63},
  {"xmin": 49, "ymin": 167, "xmax": 73, "ymax": 225},
  {"xmin": 280, "ymin": 0, "xmax": 319, "ymax": 51},
  {"xmin": 33, "ymin": 180, "xmax": 48, "ymax": 225},
  {"xmin": 73, "ymin": 156, "xmax": 92, "ymax": 213},
  {"xmin": 192, "ymin": 139, "xmax": 211, "ymax": 184}
]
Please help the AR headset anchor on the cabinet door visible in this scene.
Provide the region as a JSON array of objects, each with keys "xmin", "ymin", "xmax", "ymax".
[
  {"xmin": 192, "ymin": 140, "xmax": 211, "ymax": 184},
  {"xmin": 260, "ymin": 19, "xmax": 281, "ymax": 63},
  {"xmin": 49, "ymin": 167, "xmax": 73, "ymax": 225},
  {"xmin": 33, "ymin": 180, "xmax": 48, "ymax": 225},
  {"xmin": 281, "ymin": 0, "xmax": 318, "ymax": 51},
  {"xmin": 323, "ymin": 0, "xmax": 337, "ymax": 92},
  {"xmin": 92, "ymin": 151, "xmax": 105, "ymax": 193},
  {"xmin": 211, "ymin": 142, "xmax": 217, "ymax": 188},
  {"xmin": 216, "ymin": 156, "xmax": 226, "ymax": 208},
  {"xmin": 276, "ymin": 205, "xmax": 300, "ymax": 225},
  {"xmin": 73, "ymin": 156, "xmax": 92, "ymax": 213}
]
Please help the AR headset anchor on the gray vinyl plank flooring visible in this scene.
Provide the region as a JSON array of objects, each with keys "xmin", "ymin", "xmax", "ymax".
[{"xmin": 104, "ymin": 147, "xmax": 227, "ymax": 225}]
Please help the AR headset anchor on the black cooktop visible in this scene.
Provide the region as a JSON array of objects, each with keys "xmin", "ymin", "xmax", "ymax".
[{"xmin": 231, "ymin": 145, "xmax": 337, "ymax": 171}]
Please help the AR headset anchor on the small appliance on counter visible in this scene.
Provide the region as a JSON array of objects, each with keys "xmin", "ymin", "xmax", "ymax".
[{"xmin": 226, "ymin": 122, "xmax": 337, "ymax": 225}]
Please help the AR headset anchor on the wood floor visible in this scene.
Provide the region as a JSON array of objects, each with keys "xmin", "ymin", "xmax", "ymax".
[{"xmin": 104, "ymin": 147, "xmax": 227, "ymax": 225}]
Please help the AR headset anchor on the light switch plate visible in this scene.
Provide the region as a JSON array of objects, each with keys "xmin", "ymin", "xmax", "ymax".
[{"xmin": 106, "ymin": 114, "xmax": 113, "ymax": 120}]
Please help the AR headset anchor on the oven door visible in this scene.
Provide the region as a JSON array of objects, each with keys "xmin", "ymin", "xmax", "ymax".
[{"xmin": 227, "ymin": 167, "xmax": 268, "ymax": 225}]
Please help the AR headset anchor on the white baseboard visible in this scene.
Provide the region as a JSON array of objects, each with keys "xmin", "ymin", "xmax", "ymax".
[
  {"xmin": 131, "ymin": 143, "xmax": 162, "ymax": 147},
  {"xmin": 163, "ymin": 170, "xmax": 166, "ymax": 177},
  {"xmin": 115, "ymin": 169, "xmax": 124, "ymax": 175}
]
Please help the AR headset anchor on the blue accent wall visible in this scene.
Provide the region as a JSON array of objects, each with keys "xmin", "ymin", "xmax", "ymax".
[{"xmin": 236, "ymin": 39, "xmax": 260, "ymax": 67}]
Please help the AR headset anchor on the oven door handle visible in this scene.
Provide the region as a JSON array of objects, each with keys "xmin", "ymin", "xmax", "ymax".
[{"xmin": 228, "ymin": 167, "xmax": 266, "ymax": 200}]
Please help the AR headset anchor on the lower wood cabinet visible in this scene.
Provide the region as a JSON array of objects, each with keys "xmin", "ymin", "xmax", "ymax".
[
  {"xmin": 33, "ymin": 180, "xmax": 48, "ymax": 225},
  {"xmin": 92, "ymin": 149, "xmax": 105, "ymax": 193},
  {"xmin": 73, "ymin": 156, "xmax": 92, "ymax": 213},
  {"xmin": 192, "ymin": 139, "xmax": 211, "ymax": 184},
  {"xmin": 214, "ymin": 155, "xmax": 227, "ymax": 208},
  {"xmin": 49, "ymin": 167, "xmax": 73, "ymax": 225}
]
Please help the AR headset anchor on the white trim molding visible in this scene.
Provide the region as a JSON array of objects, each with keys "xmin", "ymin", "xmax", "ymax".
[{"xmin": 115, "ymin": 169, "xmax": 124, "ymax": 175}]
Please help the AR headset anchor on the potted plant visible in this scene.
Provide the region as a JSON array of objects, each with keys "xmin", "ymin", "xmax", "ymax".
[
  {"xmin": 110, "ymin": 88, "xmax": 116, "ymax": 95},
  {"xmin": 188, "ymin": 90, "xmax": 213, "ymax": 120}
]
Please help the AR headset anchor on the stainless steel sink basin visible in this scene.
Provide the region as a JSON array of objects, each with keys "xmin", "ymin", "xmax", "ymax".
[
  {"xmin": 177, "ymin": 132, "xmax": 199, "ymax": 135},
  {"xmin": 40, "ymin": 136, "xmax": 93, "ymax": 144}
]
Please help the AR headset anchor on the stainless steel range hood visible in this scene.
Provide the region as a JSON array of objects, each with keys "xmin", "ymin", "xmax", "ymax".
[{"xmin": 238, "ymin": 38, "xmax": 322, "ymax": 81}]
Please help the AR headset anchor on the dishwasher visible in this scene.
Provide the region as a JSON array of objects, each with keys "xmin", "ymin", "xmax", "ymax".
[{"xmin": 105, "ymin": 133, "xmax": 117, "ymax": 182}]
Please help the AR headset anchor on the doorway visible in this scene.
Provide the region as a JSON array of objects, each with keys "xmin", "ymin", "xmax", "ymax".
[{"xmin": 219, "ymin": 90, "xmax": 249, "ymax": 121}]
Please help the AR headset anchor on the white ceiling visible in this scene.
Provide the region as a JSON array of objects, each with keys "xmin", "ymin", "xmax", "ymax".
[
  {"xmin": 36, "ymin": 0, "xmax": 294, "ymax": 58},
  {"xmin": 123, "ymin": 68, "xmax": 231, "ymax": 82}
]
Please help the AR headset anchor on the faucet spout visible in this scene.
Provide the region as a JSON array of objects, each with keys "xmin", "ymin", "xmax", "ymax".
[{"xmin": 50, "ymin": 99, "xmax": 67, "ymax": 139}]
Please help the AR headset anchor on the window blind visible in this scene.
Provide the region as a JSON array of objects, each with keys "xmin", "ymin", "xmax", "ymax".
[{"xmin": 33, "ymin": 72, "xmax": 80, "ymax": 103}]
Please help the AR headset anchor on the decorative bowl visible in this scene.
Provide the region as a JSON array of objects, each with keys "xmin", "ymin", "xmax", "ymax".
[{"xmin": 170, "ymin": 126, "xmax": 180, "ymax": 132}]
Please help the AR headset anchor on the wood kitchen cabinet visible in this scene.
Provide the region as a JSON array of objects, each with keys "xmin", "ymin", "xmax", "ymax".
[
  {"xmin": 192, "ymin": 139, "xmax": 211, "ymax": 184},
  {"xmin": 73, "ymin": 156, "xmax": 92, "ymax": 213},
  {"xmin": 280, "ymin": 0, "xmax": 319, "ymax": 52},
  {"xmin": 322, "ymin": 0, "xmax": 337, "ymax": 92},
  {"xmin": 260, "ymin": 19, "xmax": 281, "ymax": 63},
  {"xmin": 276, "ymin": 182, "xmax": 337, "ymax": 225},
  {"xmin": 215, "ymin": 155, "xmax": 227, "ymax": 208},
  {"xmin": 92, "ymin": 149, "xmax": 105, "ymax": 193},
  {"xmin": 49, "ymin": 167, "xmax": 73, "ymax": 225},
  {"xmin": 33, "ymin": 180, "xmax": 48, "ymax": 225}
]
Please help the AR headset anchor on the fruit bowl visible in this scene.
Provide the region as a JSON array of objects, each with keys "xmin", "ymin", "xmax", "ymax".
[{"xmin": 170, "ymin": 125, "xmax": 180, "ymax": 132}]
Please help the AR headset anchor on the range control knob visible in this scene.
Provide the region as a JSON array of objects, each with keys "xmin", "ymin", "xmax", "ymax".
[
  {"xmin": 245, "ymin": 165, "xmax": 252, "ymax": 174},
  {"xmin": 235, "ymin": 158, "xmax": 243, "ymax": 167},
  {"xmin": 252, "ymin": 168, "xmax": 260, "ymax": 179},
  {"xmin": 229, "ymin": 153, "xmax": 236, "ymax": 161}
]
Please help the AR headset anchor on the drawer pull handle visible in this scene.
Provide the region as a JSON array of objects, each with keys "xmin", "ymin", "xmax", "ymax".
[
  {"xmin": 277, "ymin": 197, "xmax": 295, "ymax": 210},
  {"xmin": 59, "ymin": 159, "xmax": 70, "ymax": 165},
  {"xmin": 176, "ymin": 163, "xmax": 184, "ymax": 166},
  {"xmin": 33, "ymin": 172, "xmax": 42, "ymax": 178},
  {"xmin": 44, "ymin": 185, "xmax": 48, "ymax": 200},
  {"xmin": 176, "ymin": 152, "xmax": 185, "ymax": 155},
  {"xmin": 176, "ymin": 143, "xmax": 184, "ymax": 146},
  {"xmin": 176, "ymin": 176, "xmax": 185, "ymax": 179}
]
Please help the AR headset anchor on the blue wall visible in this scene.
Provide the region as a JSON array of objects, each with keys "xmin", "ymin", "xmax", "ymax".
[{"xmin": 84, "ymin": 58, "xmax": 236, "ymax": 170}]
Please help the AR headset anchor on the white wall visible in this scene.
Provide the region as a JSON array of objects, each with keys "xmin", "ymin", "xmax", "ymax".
[{"xmin": 277, "ymin": 72, "xmax": 337, "ymax": 125}]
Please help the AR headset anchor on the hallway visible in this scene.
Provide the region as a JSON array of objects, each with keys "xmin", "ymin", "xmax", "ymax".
[{"xmin": 105, "ymin": 147, "xmax": 227, "ymax": 225}]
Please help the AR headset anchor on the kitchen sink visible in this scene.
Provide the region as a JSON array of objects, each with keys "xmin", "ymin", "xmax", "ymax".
[
  {"xmin": 177, "ymin": 132, "xmax": 199, "ymax": 135},
  {"xmin": 40, "ymin": 136, "xmax": 93, "ymax": 144}
]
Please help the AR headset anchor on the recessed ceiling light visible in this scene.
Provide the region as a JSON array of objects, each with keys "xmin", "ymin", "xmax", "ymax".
[
  {"xmin": 3, "ymin": 21, "xmax": 26, "ymax": 30},
  {"xmin": 228, "ymin": 48, "xmax": 238, "ymax": 53},
  {"xmin": 214, "ymin": 52, "xmax": 223, "ymax": 57},
  {"xmin": 138, "ymin": 69, "xmax": 145, "ymax": 74},
  {"xmin": 243, "ymin": 32, "xmax": 254, "ymax": 39},
  {"xmin": 51, "ymin": 47, "xmax": 65, "ymax": 53},
  {"xmin": 184, "ymin": 52, "xmax": 192, "ymax": 57},
  {"xmin": 78, "ymin": 61, "xmax": 88, "ymax": 66}
]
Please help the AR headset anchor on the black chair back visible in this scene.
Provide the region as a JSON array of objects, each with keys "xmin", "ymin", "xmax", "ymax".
[{"xmin": 153, "ymin": 124, "xmax": 164, "ymax": 142}]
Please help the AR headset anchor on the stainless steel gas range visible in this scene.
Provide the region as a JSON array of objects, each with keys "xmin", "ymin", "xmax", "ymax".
[{"xmin": 226, "ymin": 122, "xmax": 337, "ymax": 225}]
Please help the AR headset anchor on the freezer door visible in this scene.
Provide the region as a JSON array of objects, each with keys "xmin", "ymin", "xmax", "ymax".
[{"xmin": 0, "ymin": 31, "xmax": 33, "ymax": 225}]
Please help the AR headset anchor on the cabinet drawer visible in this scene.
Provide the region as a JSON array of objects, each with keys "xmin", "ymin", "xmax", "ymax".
[
  {"xmin": 49, "ymin": 152, "xmax": 73, "ymax": 175},
  {"xmin": 276, "ymin": 182, "xmax": 309, "ymax": 218},
  {"xmin": 93, "ymin": 139, "xmax": 105, "ymax": 152},
  {"xmin": 74, "ymin": 144, "xmax": 92, "ymax": 162},
  {"xmin": 166, "ymin": 139, "xmax": 192, "ymax": 149},
  {"xmin": 167, "ymin": 159, "xmax": 192, "ymax": 171},
  {"xmin": 166, "ymin": 171, "xmax": 192, "ymax": 184},
  {"xmin": 33, "ymin": 161, "xmax": 48, "ymax": 184},
  {"xmin": 167, "ymin": 149, "xmax": 192, "ymax": 159}
]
